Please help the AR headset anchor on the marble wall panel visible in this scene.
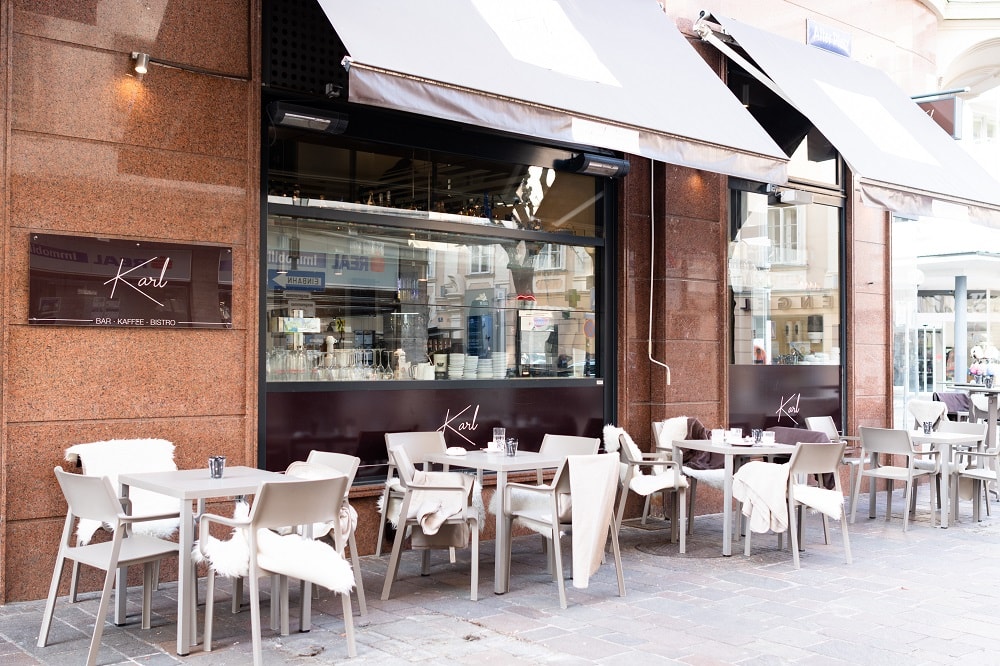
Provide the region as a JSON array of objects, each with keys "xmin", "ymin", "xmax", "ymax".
[
  {"xmin": 9, "ymin": 135, "xmax": 247, "ymax": 243},
  {"xmin": 852, "ymin": 344, "xmax": 889, "ymax": 398},
  {"xmin": 663, "ymin": 278, "xmax": 724, "ymax": 342},
  {"xmin": 850, "ymin": 240, "xmax": 889, "ymax": 296},
  {"xmin": 5, "ymin": 416, "xmax": 249, "ymax": 522},
  {"xmin": 850, "ymin": 198, "xmax": 890, "ymax": 244},
  {"xmin": 851, "ymin": 291, "xmax": 891, "ymax": 347},
  {"xmin": 12, "ymin": 35, "xmax": 248, "ymax": 160},
  {"xmin": 663, "ymin": 164, "xmax": 725, "ymax": 223},
  {"xmin": 13, "ymin": 0, "xmax": 250, "ymax": 79},
  {"xmin": 5, "ymin": 326, "xmax": 247, "ymax": 423},
  {"xmin": 660, "ymin": 216, "xmax": 725, "ymax": 282}
]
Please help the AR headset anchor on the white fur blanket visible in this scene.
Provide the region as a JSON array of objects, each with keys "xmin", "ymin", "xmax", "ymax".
[
  {"xmin": 65, "ymin": 439, "xmax": 180, "ymax": 543},
  {"xmin": 407, "ymin": 471, "xmax": 472, "ymax": 535},
  {"xmin": 732, "ymin": 461, "xmax": 791, "ymax": 534},
  {"xmin": 791, "ymin": 485, "xmax": 845, "ymax": 520},
  {"xmin": 382, "ymin": 476, "xmax": 484, "ymax": 528},
  {"xmin": 192, "ymin": 500, "xmax": 252, "ymax": 578},
  {"xmin": 256, "ymin": 528, "xmax": 355, "ymax": 594}
]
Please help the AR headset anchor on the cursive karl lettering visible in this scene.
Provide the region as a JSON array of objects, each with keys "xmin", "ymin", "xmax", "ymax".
[
  {"xmin": 103, "ymin": 256, "xmax": 170, "ymax": 307},
  {"xmin": 438, "ymin": 404, "xmax": 480, "ymax": 446}
]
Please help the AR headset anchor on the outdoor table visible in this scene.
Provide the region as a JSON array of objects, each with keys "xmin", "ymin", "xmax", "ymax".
[
  {"xmin": 954, "ymin": 383, "xmax": 1000, "ymax": 448},
  {"xmin": 670, "ymin": 439, "xmax": 796, "ymax": 556},
  {"xmin": 119, "ymin": 466, "xmax": 288, "ymax": 656},
  {"xmin": 909, "ymin": 429, "xmax": 985, "ymax": 528},
  {"xmin": 424, "ymin": 448, "xmax": 566, "ymax": 594}
]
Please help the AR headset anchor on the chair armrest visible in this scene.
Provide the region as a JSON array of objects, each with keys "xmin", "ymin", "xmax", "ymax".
[{"xmin": 198, "ymin": 512, "xmax": 251, "ymax": 556}]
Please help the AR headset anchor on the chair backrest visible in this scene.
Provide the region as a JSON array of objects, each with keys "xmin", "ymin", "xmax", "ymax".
[
  {"xmin": 804, "ymin": 416, "xmax": 840, "ymax": 441},
  {"xmin": 788, "ymin": 441, "xmax": 846, "ymax": 476},
  {"xmin": 859, "ymin": 427, "xmax": 916, "ymax": 456},
  {"xmin": 384, "ymin": 431, "xmax": 446, "ymax": 466},
  {"xmin": 250, "ymin": 477, "xmax": 348, "ymax": 531},
  {"xmin": 539, "ymin": 434, "xmax": 600, "ymax": 456},
  {"xmin": 906, "ymin": 399, "xmax": 947, "ymax": 430},
  {"xmin": 306, "ymin": 451, "xmax": 361, "ymax": 485},
  {"xmin": 53, "ymin": 467, "xmax": 123, "ymax": 526}
]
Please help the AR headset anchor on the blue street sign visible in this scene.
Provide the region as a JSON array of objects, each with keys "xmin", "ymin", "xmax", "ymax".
[{"xmin": 267, "ymin": 269, "xmax": 325, "ymax": 291}]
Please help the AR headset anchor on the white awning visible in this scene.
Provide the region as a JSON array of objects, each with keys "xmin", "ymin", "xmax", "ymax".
[
  {"xmin": 315, "ymin": 0, "xmax": 788, "ymax": 183},
  {"xmin": 704, "ymin": 15, "xmax": 1000, "ymax": 226}
]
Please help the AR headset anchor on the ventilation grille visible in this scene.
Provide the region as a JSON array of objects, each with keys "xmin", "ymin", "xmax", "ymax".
[{"xmin": 263, "ymin": 0, "xmax": 348, "ymax": 97}]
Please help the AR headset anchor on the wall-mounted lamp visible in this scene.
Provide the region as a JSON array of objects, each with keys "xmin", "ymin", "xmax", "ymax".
[
  {"xmin": 132, "ymin": 52, "xmax": 150, "ymax": 77},
  {"xmin": 267, "ymin": 102, "xmax": 349, "ymax": 135},
  {"xmin": 128, "ymin": 51, "xmax": 248, "ymax": 81},
  {"xmin": 558, "ymin": 153, "xmax": 630, "ymax": 178}
]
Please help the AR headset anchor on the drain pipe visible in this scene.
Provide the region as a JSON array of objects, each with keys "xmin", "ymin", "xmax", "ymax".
[{"xmin": 648, "ymin": 160, "xmax": 671, "ymax": 385}]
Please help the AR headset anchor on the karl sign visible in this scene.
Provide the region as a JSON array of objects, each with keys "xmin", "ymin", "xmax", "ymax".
[{"xmin": 29, "ymin": 234, "xmax": 233, "ymax": 329}]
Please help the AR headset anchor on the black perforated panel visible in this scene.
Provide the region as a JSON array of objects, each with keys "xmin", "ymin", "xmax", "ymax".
[{"xmin": 263, "ymin": 0, "xmax": 349, "ymax": 97}]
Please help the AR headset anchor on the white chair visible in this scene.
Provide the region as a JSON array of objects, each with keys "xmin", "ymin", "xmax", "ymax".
[
  {"xmin": 804, "ymin": 416, "xmax": 866, "ymax": 508},
  {"xmin": 743, "ymin": 442, "xmax": 852, "ymax": 568},
  {"xmin": 605, "ymin": 425, "xmax": 687, "ymax": 553},
  {"xmin": 487, "ymin": 433, "xmax": 599, "ymax": 516},
  {"xmin": 200, "ymin": 476, "xmax": 357, "ymax": 665},
  {"xmin": 653, "ymin": 417, "xmax": 724, "ymax": 534},
  {"xmin": 305, "ymin": 450, "xmax": 368, "ymax": 619},
  {"xmin": 38, "ymin": 467, "xmax": 180, "ymax": 666},
  {"xmin": 377, "ymin": 432, "xmax": 449, "ymax": 557},
  {"xmin": 850, "ymin": 427, "xmax": 940, "ymax": 531},
  {"xmin": 906, "ymin": 399, "xmax": 947, "ymax": 432},
  {"xmin": 63, "ymin": 439, "xmax": 181, "ymax": 619},
  {"xmin": 535, "ymin": 434, "xmax": 600, "ymax": 482},
  {"xmin": 381, "ymin": 440, "xmax": 479, "ymax": 601},
  {"xmin": 502, "ymin": 453, "xmax": 624, "ymax": 609},
  {"xmin": 948, "ymin": 421, "xmax": 995, "ymax": 522}
]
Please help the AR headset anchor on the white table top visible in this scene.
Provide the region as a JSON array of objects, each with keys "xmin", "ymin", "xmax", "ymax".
[
  {"xmin": 670, "ymin": 439, "xmax": 797, "ymax": 456},
  {"xmin": 909, "ymin": 431, "xmax": 985, "ymax": 445},
  {"xmin": 425, "ymin": 449, "xmax": 568, "ymax": 473},
  {"xmin": 119, "ymin": 466, "xmax": 288, "ymax": 500},
  {"xmin": 952, "ymin": 383, "xmax": 1000, "ymax": 395}
]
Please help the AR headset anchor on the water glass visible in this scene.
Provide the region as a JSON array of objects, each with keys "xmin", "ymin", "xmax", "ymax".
[
  {"xmin": 761, "ymin": 431, "xmax": 776, "ymax": 444},
  {"xmin": 208, "ymin": 455, "xmax": 226, "ymax": 479},
  {"xmin": 505, "ymin": 438, "xmax": 518, "ymax": 457},
  {"xmin": 922, "ymin": 421, "xmax": 933, "ymax": 435}
]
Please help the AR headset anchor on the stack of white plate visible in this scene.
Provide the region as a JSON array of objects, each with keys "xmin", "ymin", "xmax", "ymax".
[
  {"xmin": 477, "ymin": 357, "xmax": 494, "ymax": 379},
  {"xmin": 464, "ymin": 356, "xmax": 479, "ymax": 378},
  {"xmin": 448, "ymin": 353, "xmax": 465, "ymax": 379},
  {"xmin": 492, "ymin": 351, "xmax": 506, "ymax": 379}
]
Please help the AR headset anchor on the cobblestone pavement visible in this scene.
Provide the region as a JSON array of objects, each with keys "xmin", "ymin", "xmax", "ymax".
[{"xmin": 6, "ymin": 487, "xmax": 1000, "ymax": 665}]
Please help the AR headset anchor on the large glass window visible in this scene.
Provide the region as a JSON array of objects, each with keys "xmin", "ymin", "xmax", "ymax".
[
  {"xmin": 265, "ymin": 134, "xmax": 605, "ymax": 384},
  {"xmin": 730, "ymin": 192, "xmax": 841, "ymax": 366}
]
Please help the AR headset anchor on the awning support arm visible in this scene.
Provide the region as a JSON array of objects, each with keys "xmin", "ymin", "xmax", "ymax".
[{"xmin": 693, "ymin": 17, "xmax": 793, "ymax": 108}]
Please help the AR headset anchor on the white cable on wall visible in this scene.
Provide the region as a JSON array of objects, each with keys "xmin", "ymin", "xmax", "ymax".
[{"xmin": 648, "ymin": 160, "xmax": 671, "ymax": 385}]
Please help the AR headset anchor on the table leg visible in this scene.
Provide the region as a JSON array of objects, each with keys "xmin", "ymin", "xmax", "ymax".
[
  {"xmin": 989, "ymin": 394, "xmax": 998, "ymax": 450},
  {"xmin": 722, "ymin": 455, "xmax": 734, "ymax": 556},
  {"xmin": 115, "ymin": 484, "xmax": 131, "ymax": 626},
  {"xmin": 176, "ymin": 499, "xmax": 195, "ymax": 655},
  {"xmin": 494, "ymin": 469, "xmax": 509, "ymax": 594},
  {"xmin": 939, "ymin": 444, "xmax": 951, "ymax": 529}
]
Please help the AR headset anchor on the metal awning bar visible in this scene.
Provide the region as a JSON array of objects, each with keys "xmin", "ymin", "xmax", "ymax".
[{"xmin": 698, "ymin": 14, "xmax": 1000, "ymax": 225}]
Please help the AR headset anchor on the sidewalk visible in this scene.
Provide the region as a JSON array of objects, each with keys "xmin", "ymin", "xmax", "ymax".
[{"xmin": 6, "ymin": 488, "xmax": 1000, "ymax": 665}]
